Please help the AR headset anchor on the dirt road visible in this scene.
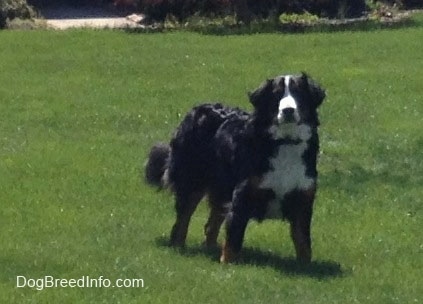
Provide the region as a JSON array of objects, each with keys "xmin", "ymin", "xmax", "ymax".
[{"xmin": 41, "ymin": 6, "xmax": 144, "ymax": 30}]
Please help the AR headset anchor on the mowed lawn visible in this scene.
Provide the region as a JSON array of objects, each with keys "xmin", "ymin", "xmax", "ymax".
[{"xmin": 1, "ymin": 16, "xmax": 422, "ymax": 303}]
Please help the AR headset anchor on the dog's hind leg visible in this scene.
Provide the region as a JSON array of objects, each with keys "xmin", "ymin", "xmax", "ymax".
[
  {"xmin": 203, "ymin": 199, "xmax": 229, "ymax": 248},
  {"xmin": 170, "ymin": 190, "xmax": 205, "ymax": 247},
  {"xmin": 220, "ymin": 182, "xmax": 252, "ymax": 263}
]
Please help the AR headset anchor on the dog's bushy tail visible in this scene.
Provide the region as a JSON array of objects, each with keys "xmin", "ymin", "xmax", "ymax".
[{"xmin": 145, "ymin": 143, "xmax": 170, "ymax": 188}]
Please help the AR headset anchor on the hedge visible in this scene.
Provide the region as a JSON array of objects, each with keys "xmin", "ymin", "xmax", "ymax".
[{"xmin": 0, "ymin": 0, "xmax": 36, "ymax": 28}]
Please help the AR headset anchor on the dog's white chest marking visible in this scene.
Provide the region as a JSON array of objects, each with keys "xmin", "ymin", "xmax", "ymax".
[{"xmin": 259, "ymin": 126, "xmax": 315, "ymax": 218}]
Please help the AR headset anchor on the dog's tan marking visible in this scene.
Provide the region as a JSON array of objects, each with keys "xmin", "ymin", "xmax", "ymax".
[{"xmin": 220, "ymin": 241, "xmax": 238, "ymax": 263}]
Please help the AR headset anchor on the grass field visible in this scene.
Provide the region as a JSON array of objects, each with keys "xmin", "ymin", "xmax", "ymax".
[{"xmin": 1, "ymin": 15, "xmax": 422, "ymax": 303}]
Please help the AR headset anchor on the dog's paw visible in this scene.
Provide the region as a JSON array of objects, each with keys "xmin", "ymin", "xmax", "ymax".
[{"xmin": 220, "ymin": 241, "xmax": 238, "ymax": 263}]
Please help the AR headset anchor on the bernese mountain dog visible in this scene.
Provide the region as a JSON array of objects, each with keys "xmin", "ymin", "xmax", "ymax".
[{"xmin": 145, "ymin": 73, "xmax": 325, "ymax": 264}]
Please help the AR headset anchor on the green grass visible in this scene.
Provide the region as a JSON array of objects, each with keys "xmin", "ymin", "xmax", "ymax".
[{"xmin": 1, "ymin": 15, "xmax": 423, "ymax": 303}]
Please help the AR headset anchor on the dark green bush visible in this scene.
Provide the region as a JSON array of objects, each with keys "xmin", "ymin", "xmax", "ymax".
[
  {"xmin": 137, "ymin": 0, "xmax": 368, "ymax": 23},
  {"xmin": 26, "ymin": 0, "xmax": 111, "ymax": 7},
  {"xmin": 372, "ymin": 0, "xmax": 423, "ymax": 9},
  {"xmin": 398, "ymin": 0, "xmax": 422, "ymax": 8},
  {"xmin": 137, "ymin": 0, "xmax": 231, "ymax": 22},
  {"xmin": 0, "ymin": 0, "xmax": 36, "ymax": 28}
]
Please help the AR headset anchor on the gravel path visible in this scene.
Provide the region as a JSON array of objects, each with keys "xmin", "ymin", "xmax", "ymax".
[{"xmin": 41, "ymin": 6, "xmax": 144, "ymax": 30}]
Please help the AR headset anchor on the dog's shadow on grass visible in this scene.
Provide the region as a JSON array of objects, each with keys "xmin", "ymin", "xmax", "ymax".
[{"xmin": 155, "ymin": 236, "xmax": 343, "ymax": 279}]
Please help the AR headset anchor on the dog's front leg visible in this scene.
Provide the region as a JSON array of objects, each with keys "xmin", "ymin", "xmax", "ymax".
[
  {"xmin": 220, "ymin": 182, "xmax": 251, "ymax": 263},
  {"xmin": 220, "ymin": 212, "xmax": 249, "ymax": 263},
  {"xmin": 290, "ymin": 211, "xmax": 312, "ymax": 263},
  {"xmin": 289, "ymin": 188, "xmax": 315, "ymax": 264}
]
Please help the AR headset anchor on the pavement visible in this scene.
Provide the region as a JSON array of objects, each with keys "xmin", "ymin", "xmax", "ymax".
[{"xmin": 40, "ymin": 6, "xmax": 145, "ymax": 30}]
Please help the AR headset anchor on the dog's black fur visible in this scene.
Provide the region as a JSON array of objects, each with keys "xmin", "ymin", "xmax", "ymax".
[{"xmin": 145, "ymin": 73, "xmax": 325, "ymax": 263}]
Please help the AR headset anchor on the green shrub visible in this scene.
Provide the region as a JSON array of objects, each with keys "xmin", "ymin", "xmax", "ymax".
[
  {"xmin": 371, "ymin": 0, "xmax": 423, "ymax": 9},
  {"xmin": 137, "ymin": 0, "xmax": 369, "ymax": 23},
  {"xmin": 279, "ymin": 12, "xmax": 320, "ymax": 25},
  {"xmin": 27, "ymin": 0, "xmax": 113, "ymax": 8},
  {"xmin": 0, "ymin": 0, "xmax": 36, "ymax": 28}
]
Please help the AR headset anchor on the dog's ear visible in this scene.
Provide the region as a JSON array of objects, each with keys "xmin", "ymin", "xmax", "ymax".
[
  {"xmin": 248, "ymin": 79, "xmax": 274, "ymax": 108},
  {"xmin": 301, "ymin": 72, "xmax": 326, "ymax": 108}
]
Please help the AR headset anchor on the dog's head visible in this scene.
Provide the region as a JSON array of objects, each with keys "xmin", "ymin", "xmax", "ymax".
[{"xmin": 248, "ymin": 73, "xmax": 325, "ymax": 132}]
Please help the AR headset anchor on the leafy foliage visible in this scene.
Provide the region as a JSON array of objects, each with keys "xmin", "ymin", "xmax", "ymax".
[
  {"xmin": 136, "ymin": 0, "xmax": 369, "ymax": 22},
  {"xmin": 0, "ymin": 0, "xmax": 36, "ymax": 28},
  {"xmin": 279, "ymin": 12, "xmax": 320, "ymax": 25}
]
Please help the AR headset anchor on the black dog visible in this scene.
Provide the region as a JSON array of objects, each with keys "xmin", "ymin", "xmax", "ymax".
[{"xmin": 146, "ymin": 73, "xmax": 325, "ymax": 263}]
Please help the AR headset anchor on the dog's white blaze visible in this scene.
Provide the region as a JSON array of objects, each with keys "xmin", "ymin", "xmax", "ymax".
[
  {"xmin": 277, "ymin": 76, "xmax": 300, "ymax": 123},
  {"xmin": 279, "ymin": 76, "xmax": 297, "ymax": 110},
  {"xmin": 259, "ymin": 125, "xmax": 315, "ymax": 219}
]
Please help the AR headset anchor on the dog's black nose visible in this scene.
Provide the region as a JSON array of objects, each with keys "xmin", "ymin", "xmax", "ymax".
[{"xmin": 282, "ymin": 107, "xmax": 295, "ymax": 116}]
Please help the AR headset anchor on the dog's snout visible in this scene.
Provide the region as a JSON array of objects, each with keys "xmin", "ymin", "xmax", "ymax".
[{"xmin": 282, "ymin": 107, "xmax": 295, "ymax": 116}]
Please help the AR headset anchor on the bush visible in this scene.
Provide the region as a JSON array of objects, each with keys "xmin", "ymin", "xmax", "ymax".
[
  {"xmin": 0, "ymin": 0, "xmax": 36, "ymax": 28},
  {"xmin": 137, "ymin": 0, "xmax": 369, "ymax": 23},
  {"xmin": 395, "ymin": 0, "xmax": 422, "ymax": 8},
  {"xmin": 138, "ymin": 0, "xmax": 231, "ymax": 22},
  {"xmin": 26, "ymin": 0, "xmax": 110, "ymax": 7},
  {"xmin": 369, "ymin": 0, "xmax": 423, "ymax": 9},
  {"xmin": 279, "ymin": 12, "xmax": 319, "ymax": 25}
]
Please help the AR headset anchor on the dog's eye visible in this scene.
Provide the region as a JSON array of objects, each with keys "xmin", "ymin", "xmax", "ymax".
[
  {"xmin": 272, "ymin": 86, "xmax": 283, "ymax": 95},
  {"xmin": 273, "ymin": 81, "xmax": 285, "ymax": 94}
]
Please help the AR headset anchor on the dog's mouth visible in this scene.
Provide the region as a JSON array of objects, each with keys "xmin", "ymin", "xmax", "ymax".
[
  {"xmin": 278, "ymin": 115, "xmax": 297, "ymax": 124},
  {"xmin": 276, "ymin": 113, "xmax": 299, "ymax": 125},
  {"xmin": 272, "ymin": 119, "xmax": 299, "ymax": 134},
  {"xmin": 269, "ymin": 118, "xmax": 311, "ymax": 142}
]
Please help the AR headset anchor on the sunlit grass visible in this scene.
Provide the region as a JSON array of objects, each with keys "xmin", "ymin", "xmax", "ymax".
[{"xmin": 0, "ymin": 16, "xmax": 422, "ymax": 303}]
